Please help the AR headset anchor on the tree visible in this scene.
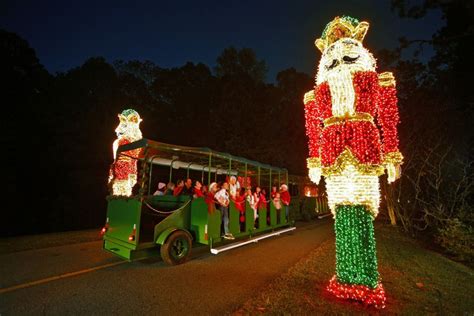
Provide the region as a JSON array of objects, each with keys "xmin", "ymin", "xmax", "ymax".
[
  {"xmin": 378, "ymin": 0, "xmax": 474, "ymax": 262},
  {"xmin": 0, "ymin": 29, "xmax": 53, "ymax": 236},
  {"xmin": 215, "ymin": 46, "xmax": 268, "ymax": 83},
  {"xmin": 275, "ymin": 68, "xmax": 313, "ymax": 174}
]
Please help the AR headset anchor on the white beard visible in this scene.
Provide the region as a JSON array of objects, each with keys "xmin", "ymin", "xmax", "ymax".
[{"xmin": 326, "ymin": 67, "xmax": 356, "ymax": 117}]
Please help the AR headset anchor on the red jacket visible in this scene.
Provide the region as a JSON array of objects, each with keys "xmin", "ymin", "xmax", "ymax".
[
  {"xmin": 280, "ymin": 191, "xmax": 291, "ymax": 206},
  {"xmin": 193, "ymin": 188, "xmax": 204, "ymax": 198},
  {"xmin": 231, "ymin": 195, "xmax": 246, "ymax": 212},
  {"xmin": 173, "ymin": 186, "xmax": 183, "ymax": 196},
  {"xmin": 256, "ymin": 193, "xmax": 267, "ymax": 209},
  {"xmin": 305, "ymin": 71, "xmax": 400, "ymax": 167},
  {"xmin": 205, "ymin": 192, "xmax": 216, "ymax": 214}
]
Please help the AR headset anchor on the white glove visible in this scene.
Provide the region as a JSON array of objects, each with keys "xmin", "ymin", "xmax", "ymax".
[
  {"xmin": 386, "ymin": 163, "xmax": 401, "ymax": 183},
  {"xmin": 128, "ymin": 173, "xmax": 138, "ymax": 187},
  {"xmin": 309, "ymin": 167, "xmax": 322, "ymax": 185}
]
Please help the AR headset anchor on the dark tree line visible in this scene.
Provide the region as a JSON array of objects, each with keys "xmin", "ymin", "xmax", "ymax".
[
  {"xmin": 378, "ymin": 0, "xmax": 473, "ymax": 263},
  {"xmin": 1, "ymin": 32, "xmax": 312, "ymax": 236}
]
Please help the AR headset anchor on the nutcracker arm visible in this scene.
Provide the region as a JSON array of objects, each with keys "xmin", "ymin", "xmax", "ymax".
[
  {"xmin": 377, "ymin": 72, "xmax": 403, "ymax": 183},
  {"xmin": 304, "ymin": 89, "xmax": 323, "ymax": 159},
  {"xmin": 377, "ymin": 73, "xmax": 401, "ymax": 153},
  {"xmin": 383, "ymin": 151, "xmax": 403, "ymax": 183}
]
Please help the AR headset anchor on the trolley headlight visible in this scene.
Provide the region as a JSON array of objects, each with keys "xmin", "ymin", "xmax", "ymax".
[
  {"xmin": 128, "ymin": 224, "xmax": 137, "ymax": 241},
  {"xmin": 100, "ymin": 218, "xmax": 110, "ymax": 236}
]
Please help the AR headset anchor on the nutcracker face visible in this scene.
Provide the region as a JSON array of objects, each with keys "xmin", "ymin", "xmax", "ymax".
[
  {"xmin": 115, "ymin": 109, "xmax": 143, "ymax": 142},
  {"xmin": 316, "ymin": 38, "xmax": 376, "ymax": 85}
]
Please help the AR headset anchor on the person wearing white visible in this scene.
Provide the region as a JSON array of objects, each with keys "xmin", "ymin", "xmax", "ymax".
[
  {"xmin": 245, "ymin": 187, "xmax": 258, "ymax": 221},
  {"xmin": 214, "ymin": 182, "xmax": 234, "ymax": 240},
  {"xmin": 153, "ymin": 182, "xmax": 166, "ymax": 196},
  {"xmin": 228, "ymin": 176, "xmax": 240, "ymax": 198}
]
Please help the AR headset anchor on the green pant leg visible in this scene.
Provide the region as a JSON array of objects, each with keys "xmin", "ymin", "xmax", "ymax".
[{"xmin": 334, "ymin": 204, "xmax": 379, "ymax": 288}]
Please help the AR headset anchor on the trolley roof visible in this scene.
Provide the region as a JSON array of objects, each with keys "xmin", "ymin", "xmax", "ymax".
[{"xmin": 117, "ymin": 138, "xmax": 288, "ymax": 175}]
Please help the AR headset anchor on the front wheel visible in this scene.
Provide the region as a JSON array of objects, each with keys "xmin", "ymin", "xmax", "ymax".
[{"xmin": 160, "ymin": 230, "xmax": 192, "ymax": 265}]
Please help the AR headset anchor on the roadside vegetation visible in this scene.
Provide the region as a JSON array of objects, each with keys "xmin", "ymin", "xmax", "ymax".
[{"xmin": 234, "ymin": 223, "xmax": 474, "ymax": 315}]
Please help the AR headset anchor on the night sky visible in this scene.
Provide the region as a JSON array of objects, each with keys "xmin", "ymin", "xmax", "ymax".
[{"xmin": 2, "ymin": 0, "xmax": 443, "ymax": 81}]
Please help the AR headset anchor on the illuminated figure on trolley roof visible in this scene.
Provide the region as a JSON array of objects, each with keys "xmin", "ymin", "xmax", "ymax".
[
  {"xmin": 303, "ymin": 16, "xmax": 403, "ymax": 308},
  {"xmin": 109, "ymin": 109, "xmax": 143, "ymax": 197}
]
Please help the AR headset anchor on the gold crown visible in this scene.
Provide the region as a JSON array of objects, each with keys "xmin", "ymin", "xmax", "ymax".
[
  {"xmin": 118, "ymin": 109, "xmax": 142, "ymax": 123},
  {"xmin": 315, "ymin": 16, "xmax": 369, "ymax": 52}
]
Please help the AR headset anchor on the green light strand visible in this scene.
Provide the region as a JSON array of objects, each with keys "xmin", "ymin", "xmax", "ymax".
[{"xmin": 334, "ymin": 204, "xmax": 379, "ymax": 289}]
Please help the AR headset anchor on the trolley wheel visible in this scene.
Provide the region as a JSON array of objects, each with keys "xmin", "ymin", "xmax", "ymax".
[{"xmin": 160, "ymin": 230, "xmax": 192, "ymax": 265}]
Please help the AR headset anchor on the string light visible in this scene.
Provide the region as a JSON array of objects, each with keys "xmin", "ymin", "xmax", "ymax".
[
  {"xmin": 325, "ymin": 162, "xmax": 381, "ymax": 217},
  {"xmin": 327, "ymin": 276, "xmax": 386, "ymax": 309},
  {"xmin": 109, "ymin": 109, "xmax": 143, "ymax": 196},
  {"xmin": 304, "ymin": 16, "xmax": 404, "ymax": 308},
  {"xmin": 334, "ymin": 205, "xmax": 379, "ymax": 287}
]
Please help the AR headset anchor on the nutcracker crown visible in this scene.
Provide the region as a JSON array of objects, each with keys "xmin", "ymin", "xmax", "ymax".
[
  {"xmin": 315, "ymin": 16, "xmax": 369, "ymax": 53},
  {"xmin": 118, "ymin": 108, "xmax": 142, "ymax": 124}
]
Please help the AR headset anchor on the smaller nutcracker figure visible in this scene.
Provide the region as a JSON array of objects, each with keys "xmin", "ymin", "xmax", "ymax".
[{"xmin": 108, "ymin": 109, "xmax": 143, "ymax": 196}]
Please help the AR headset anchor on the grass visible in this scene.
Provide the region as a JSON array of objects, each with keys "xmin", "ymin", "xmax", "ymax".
[{"xmin": 233, "ymin": 223, "xmax": 474, "ymax": 315}]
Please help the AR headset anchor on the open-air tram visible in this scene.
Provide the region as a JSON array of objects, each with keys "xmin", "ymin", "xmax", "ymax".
[{"xmin": 102, "ymin": 138, "xmax": 305, "ymax": 265}]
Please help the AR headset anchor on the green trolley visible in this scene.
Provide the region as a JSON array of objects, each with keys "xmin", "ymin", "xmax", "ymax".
[{"xmin": 102, "ymin": 139, "xmax": 295, "ymax": 265}]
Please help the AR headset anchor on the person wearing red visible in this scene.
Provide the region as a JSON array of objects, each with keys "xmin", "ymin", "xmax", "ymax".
[
  {"xmin": 173, "ymin": 180, "xmax": 184, "ymax": 196},
  {"xmin": 279, "ymin": 184, "xmax": 291, "ymax": 221},
  {"xmin": 204, "ymin": 182, "xmax": 218, "ymax": 214},
  {"xmin": 193, "ymin": 180, "xmax": 204, "ymax": 198},
  {"xmin": 231, "ymin": 189, "xmax": 246, "ymax": 231},
  {"xmin": 270, "ymin": 186, "xmax": 278, "ymax": 199},
  {"xmin": 254, "ymin": 186, "xmax": 267, "ymax": 209}
]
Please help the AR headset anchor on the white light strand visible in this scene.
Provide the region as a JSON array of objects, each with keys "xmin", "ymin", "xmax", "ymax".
[{"xmin": 325, "ymin": 164, "xmax": 380, "ymax": 217}]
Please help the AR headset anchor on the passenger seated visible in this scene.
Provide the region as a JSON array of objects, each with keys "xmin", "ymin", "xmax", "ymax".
[
  {"xmin": 165, "ymin": 182, "xmax": 175, "ymax": 195},
  {"xmin": 193, "ymin": 180, "xmax": 204, "ymax": 198},
  {"xmin": 180, "ymin": 178, "xmax": 194, "ymax": 196},
  {"xmin": 173, "ymin": 180, "xmax": 184, "ymax": 196},
  {"xmin": 153, "ymin": 182, "xmax": 166, "ymax": 196}
]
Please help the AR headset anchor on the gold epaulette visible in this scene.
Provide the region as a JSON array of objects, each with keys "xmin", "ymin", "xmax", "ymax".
[
  {"xmin": 303, "ymin": 91, "xmax": 315, "ymax": 104},
  {"xmin": 383, "ymin": 151, "xmax": 404, "ymax": 165},
  {"xmin": 378, "ymin": 72, "xmax": 396, "ymax": 88}
]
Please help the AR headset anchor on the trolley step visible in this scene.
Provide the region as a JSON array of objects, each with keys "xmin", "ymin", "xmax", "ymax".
[{"xmin": 210, "ymin": 226, "xmax": 296, "ymax": 255}]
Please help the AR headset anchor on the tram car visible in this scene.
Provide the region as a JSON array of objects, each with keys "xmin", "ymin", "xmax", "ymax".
[{"xmin": 102, "ymin": 138, "xmax": 329, "ymax": 265}]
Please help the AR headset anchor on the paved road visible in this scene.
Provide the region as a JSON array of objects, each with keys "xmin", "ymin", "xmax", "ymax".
[{"xmin": 1, "ymin": 219, "xmax": 333, "ymax": 315}]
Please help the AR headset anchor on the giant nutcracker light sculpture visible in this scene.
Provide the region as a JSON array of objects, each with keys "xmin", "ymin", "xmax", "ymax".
[
  {"xmin": 304, "ymin": 16, "xmax": 403, "ymax": 308},
  {"xmin": 108, "ymin": 109, "xmax": 143, "ymax": 196}
]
